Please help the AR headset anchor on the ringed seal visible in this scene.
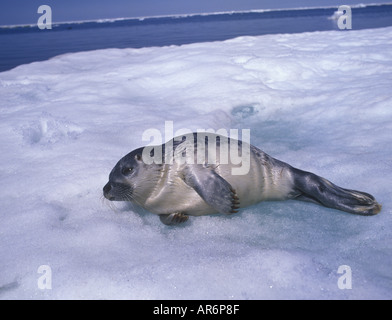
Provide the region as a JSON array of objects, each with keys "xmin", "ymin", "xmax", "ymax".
[{"xmin": 103, "ymin": 133, "xmax": 381, "ymax": 225}]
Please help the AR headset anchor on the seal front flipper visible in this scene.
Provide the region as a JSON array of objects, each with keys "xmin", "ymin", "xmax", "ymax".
[
  {"xmin": 159, "ymin": 213, "xmax": 189, "ymax": 226},
  {"xmin": 182, "ymin": 165, "xmax": 240, "ymax": 215}
]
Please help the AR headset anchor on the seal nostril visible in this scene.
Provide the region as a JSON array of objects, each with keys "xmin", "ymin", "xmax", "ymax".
[{"xmin": 103, "ymin": 183, "xmax": 111, "ymax": 194}]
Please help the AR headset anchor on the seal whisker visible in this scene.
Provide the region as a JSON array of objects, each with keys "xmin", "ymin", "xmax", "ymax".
[
  {"xmin": 103, "ymin": 197, "xmax": 119, "ymax": 212},
  {"xmin": 123, "ymin": 192, "xmax": 151, "ymax": 215}
]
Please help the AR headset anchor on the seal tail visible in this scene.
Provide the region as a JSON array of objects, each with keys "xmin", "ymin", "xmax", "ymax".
[{"xmin": 291, "ymin": 168, "xmax": 382, "ymax": 216}]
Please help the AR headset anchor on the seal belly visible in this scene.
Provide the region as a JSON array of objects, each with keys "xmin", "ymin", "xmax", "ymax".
[
  {"xmin": 219, "ymin": 157, "xmax": 263, "ymax": 208},
  {"xmin": 143, "ymin": 165, "xmax": 216, "ymax": 216},
  {"xmin": 259, "ymin": 162, "xmax": 295, "ymax": 201}
]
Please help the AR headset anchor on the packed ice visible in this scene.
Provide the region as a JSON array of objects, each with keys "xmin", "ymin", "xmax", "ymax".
[{"xmin": 0, "ymin": 26, "xmax": 391, "ymax": 299}]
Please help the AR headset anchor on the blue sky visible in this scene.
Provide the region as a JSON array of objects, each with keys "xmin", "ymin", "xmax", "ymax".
[{"xmin": 1, "ymin": 0, "xmax": 391, "ymax": 25}]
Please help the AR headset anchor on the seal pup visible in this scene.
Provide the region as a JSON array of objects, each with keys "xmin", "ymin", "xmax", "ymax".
[{"xmin": 103, "ymin": 133, "xmax": 381, "ymax": 225}]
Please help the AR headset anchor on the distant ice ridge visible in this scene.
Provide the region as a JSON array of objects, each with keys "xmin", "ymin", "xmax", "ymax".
[{"xmin": 0, "ymin": 27, "xmax": 391, "ymax": 299}]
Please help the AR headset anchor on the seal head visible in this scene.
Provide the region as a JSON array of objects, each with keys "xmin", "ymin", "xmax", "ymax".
[{"xmin": 103, "ymin": 147, "xmax": 145, "ymax": 202}]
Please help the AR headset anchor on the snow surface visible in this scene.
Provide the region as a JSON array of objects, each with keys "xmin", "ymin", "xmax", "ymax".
[{"xmin": 1, "ymin": 27, "xmax": 392, "ymax": 300}]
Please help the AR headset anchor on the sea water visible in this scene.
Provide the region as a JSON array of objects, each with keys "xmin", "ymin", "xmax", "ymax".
[{"xmin": 1, "ymin": 4, "xmax": 392, "ymax": 72}]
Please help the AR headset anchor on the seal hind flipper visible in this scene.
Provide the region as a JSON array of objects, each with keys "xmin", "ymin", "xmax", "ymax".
[
  {"xmin": 182, "ymin": 165, "xmax": 240, "ymax": 215},
  {"xmin": 292, "ymin": 168, "xmax": 381, "ymax": 215},
  {"xmin": 159, "ymin": 213, "xmax": 189, "ymax": 225}
]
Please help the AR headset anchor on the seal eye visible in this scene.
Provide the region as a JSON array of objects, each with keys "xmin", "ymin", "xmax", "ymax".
[{"xmin": 121, "ymin": 167, "xmax": 133, "ymax": 176}]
